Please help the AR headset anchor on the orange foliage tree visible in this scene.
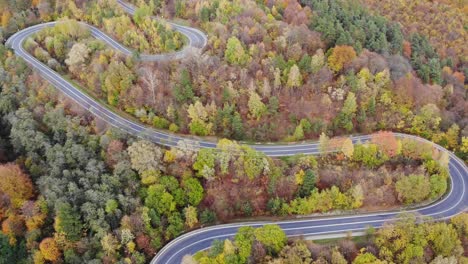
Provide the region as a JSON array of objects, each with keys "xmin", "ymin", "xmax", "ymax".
[
  {"xmin": 0, "ymin": 164, "xmax": 34, "ymax": 209},
  {"xmin": 327, "ymin": 45, "xmax": 356, "ymax": 72},
  {"xmin": 1, "ymin": 215, "xmax": 25, "ymax": 244},
  {"xmin": 371, "ymin": 131, "xmax": 401, "ymax": 158},
  {"xmin": 1, "ymin": 11, "xmax": 11, "ymax": 28}
]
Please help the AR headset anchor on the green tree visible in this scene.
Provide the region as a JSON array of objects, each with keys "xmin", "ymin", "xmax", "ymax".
[
  {"xmin": 411, "ymin": 104, "xmax": 441, "ymax": 138},
  {"xmin": 200, "ymin": 209, "xmax": 216, "ymax": 225},
  {"xmin": 225, "ymin": 36, "xmax": 249, "ymax": 66},
  {"xmin": 427, "ymin": 223, "xmax": 462, "ymax": 257},
  {"xmin": 242, "ymin": 146, "xmax": 265, "ymax": 180},
  {"xmin": 145, "ymin": 184, "xmax": 176, "ymax": 215},
  {"xmin": 102, "ymin": 61, "xmax": 135, "ymax": 106},
  {"xmin": 234, "ymin": 226, "xmax": 255, "ymax": 262},
  {"xmin": 248, "ymin": 91, "xmax": 267, "ymax": 120},
  {"xmin": 0, "ymin": 234, "xmax": 27, "ymax": 264},
  {"xmin": 183, "ymin": 178, "xmax": 204, "ymax": 206},
  {"xmin": 395, "ymin": 175, "xmax": 430, "ymax": 204},
  {"xmin": 166, "ymin": 212, "xmax": 184, "ymax": 240},
  {"xmin": 353, "ymin": 252, "xmax": 385, "ymax": 264},
  {"xmin": 133, "ymin": 3, "xmax": 153, "ymax": 26},
  {"xmin": 429, "ymin": 174, "xmax": 447, "ymax": 199},
  {"xmin": 298, "ymin": 169, "xmax": 316, "ymax": 198},
  {"xmin": 336, "ymin": 92, "xmax": 357, "ymax": 131},
  {"xmin": 292, "ymin": 123, "xmax": 305, "ymax": 141},
  {"xmin": 175, "ymin": 0, "xmax": 186, "ymax": 17},
  {"xmin": 231, "ymin": 112, "xmax": 244, "ymax": 140},
  {"xmin": 353, "ymin": 144, "xmax": 387, "ymax": 168},
  {"xmin": 174, "ymin": 69, "xmax": 194, "ymax": 103},
  {"xmin": 193, "ymin": 149, "xmax": 215, "ymax": 177},
  {"xmin": 54, "ymin": 203, "xmax": 82, "ymax": 242},
  {"xmin": 254, "ymin": 225, "xmax": 287, "ymax": 255}
]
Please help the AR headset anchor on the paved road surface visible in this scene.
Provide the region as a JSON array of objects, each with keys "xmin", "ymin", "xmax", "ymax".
[
  {"xmin": 5, "ymin": 2, "xmax": 467, "ymax": 263},
  {"xmin": 151, "ymin": 133, "xmax": 467, "ymax": 263}
]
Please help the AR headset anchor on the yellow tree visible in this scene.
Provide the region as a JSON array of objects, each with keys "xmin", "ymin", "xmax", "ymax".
[
  {"xmin": 225, "ymin": 36, "xmax": 249, "ymax": 66},
  {"xmin": 341, "ymin": 138, "xmax": 354, "ymax": 159},
  {"xmin": 184, "ymin": 206, "xmax": 198, "ymax": 228},
  {"xmin": 248, "ymin": 91, "xmax": 267, "ymax": 120},
  {"xmin": 1, "ymin": 11, "xmax": 11, "ymax": 28},
  {"xmin": 286, "ymin": 64, "xmax": 302, "ymax": 88},
  {"xmin": 39, "ymin": 237, "xmax": 61, "ymax": 262}
]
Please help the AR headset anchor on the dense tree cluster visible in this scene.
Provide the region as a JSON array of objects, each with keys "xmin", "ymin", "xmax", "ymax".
[
  {"xmin": 300, "ymin": 0, "xmax": 454, "ymax": 86},
  {"xmin": 198, "ymin": 214, "xmax": 468, "ymax": 264},
  {"xmin": 85, "ymin": 0, "xmax": 184, "ymax": 54},
  {"xmin": 0, "ymin": 42, "xmax": 198, "ymax": 261},
  {"xmin": 302, "ymin": 0, "xmax": 404, "ymax": 54},
  {"xmin": 9, "ymin": 0, "xmax": 467, "ymax": 161},
  {"xmin": 194, "ymin": 225, "xmax": 287, "ymax": 263},
  {"xmin": 0, "ymin": 41, "xmax": 455, "ymax": 262},
  {"xmin": 0, "ymin": 0, "xmax": 466, "ymax": 262},
  {"xmin": 21, "ymin": 0, "xmax": 466, "ymax": 164},
  {"xmin": 360, "ymin": 0, "xmax": 467, "ymax": 76},
  {"xmin": 26, "ymin": 20, "xmax": 138, "ymax": 107},
  {"xmin": 0, "ymin": 0, "xmax": 184, "ymax": 54}
]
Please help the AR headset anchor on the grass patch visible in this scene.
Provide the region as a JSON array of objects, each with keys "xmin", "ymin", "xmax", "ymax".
[{"xmin": 311, "ymin": 235, "xmax": 368, "ymax": 246}]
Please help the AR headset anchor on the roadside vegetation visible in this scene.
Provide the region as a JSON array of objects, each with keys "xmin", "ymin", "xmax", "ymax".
[
  {"xmin": 0, "ymin": 0, "xmax": 466, "ymax": 263},
  {"xmin": 195, "ymin": 213, "xmax": 468, "ymax": 264},
  {"xmin": 0, "ymin": 44, "xmax": 454, "ymax": 262},
  {"xmin": 0, "ymin": 0, "xmax": 184, "ymax": 54},
  {"xmin": 17, "ymin": 0, "xmax": 467, "ymax": 163}
]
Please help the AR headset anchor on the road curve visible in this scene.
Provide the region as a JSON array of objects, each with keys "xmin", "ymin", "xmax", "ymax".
[
  {"xmin": 5, "ymin": 2, "xmax": 467, "ymax": 264},
  {"xmin": 151, "ymin": 133, "xmax": 468, "ymax": 263},
  {"xmin": 116, "ymin": 0, "xmax": 207, "ymax": 61}
]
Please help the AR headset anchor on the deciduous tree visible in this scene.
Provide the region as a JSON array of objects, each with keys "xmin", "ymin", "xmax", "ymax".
[
  {"xmin": 395, "ymin": 174, "xmax": 430, "ymax": 204},
  {"xmin": 225, "ymin": 36, "xmax": 249, "ymax": 66},
  {"xmin": 0, "ymin": 164, "xmax": 33, "ymax": 209},
  {"xmin": 65, "ymin": 43, "xmax": 89, "ymax": 68},
  {"xmin": 287, "ymin": 64, "xmax": 302, "ymax": 88},
  {"xmin": 371, "ymin": 132, "xmax": 400, "ymax": 158},
  {"xmin": 39, "ymin": 237, "xmax": 61, "ymax": 262},
  {"xmin": 184, "ymin": 206, "xmax": 198, "ymax": 228},
  {"xmin": 254, "ymin": 225, "xmax": 287, "ymax": 255},
  {"xmin": 248, "ymin": 91, "xmax": 266, "ymax": 120},
  {"xmin": 327, "ymin": 45, "xmax": 356, "ymax": 72},
  {"xmin": 127, "ymin": 140, "xmax": 163, "ymax": 174},
  {"xmin": 183, "ymin": 178, "xmax": 203, "ymax": 206}
]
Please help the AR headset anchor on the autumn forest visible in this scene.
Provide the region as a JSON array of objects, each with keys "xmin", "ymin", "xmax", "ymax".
[{"xmin": 0, "ymin": 0, "xmax": 467, "ymax": 263}]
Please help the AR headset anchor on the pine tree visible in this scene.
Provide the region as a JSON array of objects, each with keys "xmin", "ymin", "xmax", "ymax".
[
  {"xmin": 298, "ymin": 170, "xmax": 316, "ymax": 198},
  {"xmin": 174, "ymin": 69, "xmax": 194, "ymax": 103}
]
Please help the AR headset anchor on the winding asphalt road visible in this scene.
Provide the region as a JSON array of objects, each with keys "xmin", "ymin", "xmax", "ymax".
[{"xmin": 5, "ymin": 1, "xmax": 467, "ymax": 263}]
